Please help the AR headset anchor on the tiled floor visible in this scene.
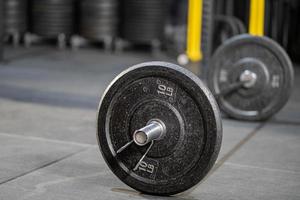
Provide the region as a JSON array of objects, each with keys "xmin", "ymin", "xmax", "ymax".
[{"xmin": 0, "ymin": 47, "xmax": 299, "ymax": 200}]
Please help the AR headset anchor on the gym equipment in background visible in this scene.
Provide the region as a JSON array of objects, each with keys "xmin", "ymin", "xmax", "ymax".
[
  {"xmin": 3, "ymin": 0, "xmax": 27, "ymax": 46},
  {"xmin": 25, "ymin": 0, "xmax": 75, "ymax": 48},
  {"xmin": 207, "ymin": 0, "xmax": 294, "ymax": 121}
]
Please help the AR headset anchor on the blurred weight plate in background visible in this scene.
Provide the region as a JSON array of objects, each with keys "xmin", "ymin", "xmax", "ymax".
[
  {"xmin": 121, "ymin": 0, "xmax": 168, "ymax": 44},
  {"xmin": 4, "ymin": 0, "xmax": 27, "ymax": 35},
  {"xmin": 79, "ymin": 0, "xmax": 119, "ymax": 40},
  {"xmin": 31, "ymin": 0, "xmax": 74, "ymax": 37}
]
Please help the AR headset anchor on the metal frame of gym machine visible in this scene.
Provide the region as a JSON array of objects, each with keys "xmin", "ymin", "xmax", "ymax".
[{"xmin": 185, "ymin": 0, "xmax": 265, "ymax": 74}]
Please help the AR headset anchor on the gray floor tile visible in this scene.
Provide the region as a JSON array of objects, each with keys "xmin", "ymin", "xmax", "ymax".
[
  {"xmin": 226, "ymin": 123, "xmax": 300, "ymax": 172},
  {"xmin": 0, "ymin": 148, "xmax": 147, "ymax": 200},
  {"xmin": 271, "ymin": 68, "xmax": 300, "ymax": 124},
  {"xmin": 219, "ymin": 119, "xmax": 260, "ymax": 159},
  {"xmin": 0, "ymin": 134, "xmax": 85, "ymax": 185},
  {"xmin": 190, "ymin": 163, "xmax": 300, "ymax": 200},
  {"xmin": 0, "ymin": 48, "xmax": 174, "ymax": 110},
  {"xmin": 3, "ymin": 145, "xmax": 299, "ymax": 200},
  {"xmin": 0, "ymin": 99, "xmax": 97, "ymax": 145},
  {"xmin": 0, "ymin": 118, "xmax": 261, "ymax": 200},
  {"xmin": 272, "ymin": 99, "xmax": 300, "ymax": 125}
]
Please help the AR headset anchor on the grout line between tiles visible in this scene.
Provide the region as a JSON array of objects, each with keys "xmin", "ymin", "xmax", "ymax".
[
  {"xmin": 0, "ymin": 148, "xmax": 88, "ymax": 186},
  {"xmin": 201, "ymin": 122, "xmax": 266, "ymax": 184},
  {"xmin": 0, "ymin": 132, "xmax": 97, "ymax": 148}
]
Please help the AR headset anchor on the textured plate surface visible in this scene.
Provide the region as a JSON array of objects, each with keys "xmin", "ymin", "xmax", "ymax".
[
  {"xmin": 4, "ymin": 0, "xmax": 27, "ymax": 34},
  {"xmin": 79, "ymin": 0, "xmax": 118, "ymax": 40},
  {"xmin": 121, "ymin": 0, "xmax": 167, "ymax": 43},
  {"xmin": 208, "ymin": 35, "xmax": 294, "ymax": 121},
  {"xmin": 97, "ymin": 62, "xmax": 222, "ymax": 195},
  {"xmin": 32, "ymin": 0, "xmax": 74, "ymax": 36}
]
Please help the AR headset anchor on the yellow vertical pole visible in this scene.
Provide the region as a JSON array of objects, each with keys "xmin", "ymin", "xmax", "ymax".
[
  {"xmin": 249, "ymin": 0, "xmax": 265, "ymax": 36},
  {"xmin": 186, "ymin": 0, "xmax": 203, "ymax": 62}
]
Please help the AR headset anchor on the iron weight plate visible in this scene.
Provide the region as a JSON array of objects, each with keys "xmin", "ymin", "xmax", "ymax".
[
  {"xmin": 79, "ymin": 0, "xmax": 118, "ymax": 40},
  {"xmin": 32, "ymin": 0, "xmax": 74, "ymax": 37},
  {"xmin": 97, "ymin": 62, "xmax": 222, "ymax": 195},
  {"xmin": 208, "ymin": 35, "xmax": 294, "ymax": 121},
  {"xmin": 4, "ymin": 0, "xmax": 27, "ymax": 34},
  {"xmin": 121, "ymin": 0, "xmax": 167, "ymax": 43}
]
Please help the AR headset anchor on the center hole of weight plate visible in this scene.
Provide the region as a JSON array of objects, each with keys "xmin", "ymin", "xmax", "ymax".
[
  {"xmin": 239, "ymin": 70, "xmax": 258, "ymax": 88},
  {"xmin": 133, "ymin": 119, "xmax": 166, "ymax": 146},
  {"xmin": 134, "ymin": 131, "xmax": 148, "ymax": 144}
]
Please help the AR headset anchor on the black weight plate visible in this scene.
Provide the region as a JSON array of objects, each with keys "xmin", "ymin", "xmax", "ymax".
[
  {"xmin": 125, "ymin": 1, "xmax": 163, "ymax": 7},
  {"xmin": 79, "ymin": 0, "xmax": 118, "ymax": 38},
  {"xmin": 32, "ymin": 4, "xmax": 73, "ymax": 9},
  {"xmin": 121, "ymin": 0, "xmax": 167, "ymax": 44},
  {"xmin": 80, "ymin": 26, "xmax": 117, "ymax": 34},
  {"xmin": 33, "ymin": 11, "xmax": 73, "ymax": 16},
  {"xmin": 33, "ymin": 23, "xmax": 73, "ymax": 29},
  {"xmin": 122, "ymin": 30, "xmax": 162, "ymax": 39},
  {"xmin": 81, "ymin": 28, "xmax": 117, "ymax": 35},
  {"xmin": 33, "ymin": 18, "xmax": 73, "ymax": 24},
  {"xmin": 81, "ymin": 30, "xmax": 117, "ymax": 35},
  {"xmin": 33, "ymin": 29, "xmax": 73, "ymax": 35},
  {"xmin": 33, "ymin": 14, "xmax": 73, "ymax": 20},
  {"xmin": 33, "ymin": 24, "xmax": 73, "ymax": 31},
  {"xmin": 124, "ymin": 5, "xmax": 165, "ymax": 11},
  {"xmin": 33, "ymin": 21, "xmax": 73, "ymax": 27},
  {"xmin": 5, "ymin": 24, "xmax": 26, "ymax": 33},
  {"xmin": 208, "ymin": 35, "xmax": 294, "ymax": 121},
  {"xmin": 4, "ymin": 18, "xmax": 26, "ymax": 24},
  {"xmin": 124, "ymin": 14, "xmax": 165, "ymax": 20},
  {"xmin": 33, "ymin": 0, "xmax": 73, "ymax": 5},
  {"xmin": 32, "ymin": 0, "xmax": 74, "ymax": 36},
  {"xmin": 5, "ymin": 0, "xmax": 25, "ymax": 6},
  {"xmin": 124, "ymin": 11, "xmax": 164, "ymax": 17},
  {"xmin": 122, "ymin": 35, "xmax": 162, "ymax": 43},
  {"xmin": 121, "ymin": 34, "xmax": 163, "ymax": 43},
  {"xmin": 0, "ymin": 0, "xmax": 3, "ymax": 61},
  {"xmin": 81, "ymin": 19, "xmax": 118, "ymax": 26},
  {"xmin": 4, "ymin": 0, "xmax": 27, "ymax": 33},
  {"xmin": 80, "ymin": 17, "xmax": 118, "ymax": 24},
  {"xmin": 81, "ymin": 2, "xmax": 118, "ymax": 9},
  {"xmin": 213, "ymin": 15, "xmax": 240, "ymax": 51},
  {"xmin": 32, "ymin": 10, "xmax": 73, "ymax": 15},
  {"xmin": 122, "ymin": 21, "xmax": 164, "ymax": 28},
  {"xmin": 81, "ymin": 31, "xmax": 117, "ymax": 39},
  {"xmin": 82, "ymin": 35, "xmax": 116, "ymax": 41},
  {"xmin": 81, "ymin": 0, "xmax": 117, "ymax": 3},
  {"xmin": 33, "ymin": 26, "xmax": 73, "ymax": 35},
  {"xmin": 122, "ymin": 24, "xmax": 163, "ymax": 31},
  {"xmin": 5, "ymin": 11, "xmax": 27, "ymax": 18},
  {"xmin": 81, "ymin": 10, "xmax": 118, "ymax": 17},
  {"xmin": 231, "ymin": 17, "xmax": 247, "ymax": 34},
  {"xmin": 97, "ymin": 62, "xmax": 222, "ymax": 195},
  {"xmin": 125, "ymin": 1, "xmax": 162, "ymax": 5},
  {"xmin": 123, "ymin": 15, "xmax": 165, "ymax": 22},
  {"xmin": 122, "ymin": 25, "xmax": 162, "ymax": 31},
  {"xmin": 81, "ymin": 27, "xmax": 117, "ymax": 34}
]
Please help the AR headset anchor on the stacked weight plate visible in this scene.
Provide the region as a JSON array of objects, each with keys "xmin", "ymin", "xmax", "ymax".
[
  {"xmin": 31, "ymin": 0, "xmax": 74, "ymax": 37},
  {"xmin": 0, "ymin": 0, "xmax": 4, "ymax": 61},
  {"xmin": 121, "ymin": 0, "xmax": 167, "ymax": 44},
  {"xmin": 79, "ymin": 0, "xmax": 118, "ymax": 40},
  {"xmin": 4, "ymin": 0, "xmax": 27, "ymax": 35}
]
